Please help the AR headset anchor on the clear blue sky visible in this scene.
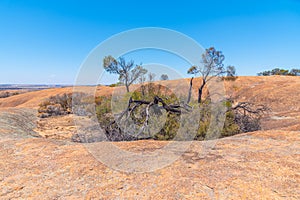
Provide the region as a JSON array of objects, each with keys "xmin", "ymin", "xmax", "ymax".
[{"xmin": 0, "ymin": 0, "xmax": 299, "ymax": 84}]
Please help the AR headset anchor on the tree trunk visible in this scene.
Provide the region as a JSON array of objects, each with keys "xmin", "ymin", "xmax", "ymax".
[
  {"xmin": 187, "ymin": 77, "xmax": 194, "ymax": 104},
  {"xmin": 198, "ymin": 79, "xmax": 206, "ymax": 103},
  {"xmin": 141, "ymin": 85, "xmax": 145, "ymax": 97},
  {"xmin": 198, "ymin": 88, "xmax": 202, "ymax": 103},
  {"xmin": 125, "ymin": 84, "xmax": 130, "ymax": 92},
  {"xmin": 124, "ymin": 77, "xmax": 130, "ymax": 92}
]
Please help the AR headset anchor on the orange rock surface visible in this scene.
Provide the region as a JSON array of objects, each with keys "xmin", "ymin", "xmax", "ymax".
[{"xmin": 0, "ymin": 76, "xmax": 299, "ymax": 199}]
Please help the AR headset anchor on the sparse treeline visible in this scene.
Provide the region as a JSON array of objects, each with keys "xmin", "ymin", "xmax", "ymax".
[{"xmin": 258, "ymin": 68, "xmax": 300, "ymax": 76}]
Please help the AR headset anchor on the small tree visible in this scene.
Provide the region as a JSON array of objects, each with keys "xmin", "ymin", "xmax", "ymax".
[
  {"xmin": 148, "ymin": 72, "xmax": 156, "ymax": 82},
  {"xmin": 147, "ymin": 72, "xmax": 156, "ymax": 94},
  {"xmin": 187, "ymin": 47, "xmax": 226, "ymax": 103},
  {"xmin": 289, "ymin": 69, "xmax": 300, "ymax": 76},
  {"xmin": 223, "ymin": 65, "xmax": 238, "ymax": 81},
  {"xmin": 257, "ymin": 71, "xmax": 271, "ymax": 76},
  {"xmin": 103, "ymin": 56, "xmax": 147, "ymax": 92},
  {"xmin": 272, "ymin": 68, "xmax": 289, "ymax": 75},
  {"xmin": 226, "ymin": 66, "xmax": 236, "ymax": 77},
  {"xmin": 138, "ymin": 74, "xmax": 146, "ymax": 97},
  {"xmin": 160, "ymin": 74, "xmax": 169, "ymax": 81}
]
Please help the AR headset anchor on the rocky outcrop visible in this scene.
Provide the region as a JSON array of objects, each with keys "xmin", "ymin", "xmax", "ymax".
[{"xmin": 0, "ymin": 130, "xmax": 299, "ymax": 199}]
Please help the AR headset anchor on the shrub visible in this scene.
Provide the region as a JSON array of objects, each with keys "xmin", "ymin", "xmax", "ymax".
[
  {"xmin": 96, "ymin": 96, "xmax": 113, "ymax": 128},
  {"xmin": 222, "ymin": 76, "xmax": 238, "ymax": 81},
  {"xmin": 0, "ymin": 91, "xmax": 20, "ymax": 98},
  {"xmin": 38, "ymin": 92, "xmax": 93, "ymax": 118},
  {"xmin": 221, "ymin": 110, "xmax": 240, "ymax": 137},
  {"xmin": 38, "ymin": 94, "xmax": 71, "ymax": 117},
  {"xmin": 234, "ymin": 113, "xmax": 261, "ymax": 133},
  {"xmin": 154, "ymin": 110, "xmax": 180, "ymax": 140},
  {"xmin": 109, "ymin": 82, "xmax": 123, "ymax": 87},
  {"xmin": 0, "ymin": 91, "xmax": 10, "ymax": 98}
]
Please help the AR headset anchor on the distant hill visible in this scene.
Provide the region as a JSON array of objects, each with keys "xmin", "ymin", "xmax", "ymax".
[{"xmin": 0, "ymin": 84, "xmax": 68, "ymax": 90}]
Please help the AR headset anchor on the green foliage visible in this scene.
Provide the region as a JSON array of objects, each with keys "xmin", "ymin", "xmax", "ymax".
[
  {"xmin": 258, "ymin": 68, "xmax": 300, "ymax": 76},
  {"xmin": 96, "ymin": 96, "xmax": 112, "ymax": 114},
  {"xmin": 109, "ymin": 82, "xmax": 123, "ymax": 87},
  {"xmin": 194, "ymin": 100, "xmax": 211, "ymax": 140},
  {"xmin": 131, "ymin": 90, "xmax": 143, "ymax": 100},
  {"xmin": 226, "ymin": 65, "xmax": 236, "ymax": 77},
  {"xmin": 160, "ymin": 74, "xmax": 169, "ymax": 81},
  {"xmin": 289, "ymin": 69, "xmax": 300, "ymax": 76},
  {"xmin": 187, "ymin": 65, "xmax": 198, "ymax": 75},
  {"xmin": 131, "ymin": 85, "xmax": 180, "ymax": 140},
  {"xmin": 95, "ymin": 95, "xmax": 113, "ymax": 127},
  {"xmin": 154, "ymin": 112, "xmax": 180, "ymax": 140},
  {"xmin": 221, "ymin": 111, "xmax": 240, "ymax": 137},
  {"xmin": 103, "ymin": 56, "xmax": 147, "ymax": 92},
  {"xmin": 95, "ymin": 85, "xmax": 259, "ymax": 141},
  {"xmin": 95, "ymin": 88, "xmax": 248, "ymax": 141}
]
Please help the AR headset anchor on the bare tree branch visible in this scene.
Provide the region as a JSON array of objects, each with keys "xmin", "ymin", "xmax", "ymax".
[{"xmin": 104, "ymin": 96, "xmax": 192, "ymax": 141}]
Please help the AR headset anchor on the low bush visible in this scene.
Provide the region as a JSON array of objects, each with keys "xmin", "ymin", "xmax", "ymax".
[
  {"xmin": 222, "ymin": 76, "xmax": 238, "ymax": 81},
  {"xmin": 108, "ymin": 82, "xmax": 123, "ymax": 87},
  {"xmin": 38, "ymin": 92, "xmax": 93, "ymax": 118},
  {"xmin": 38, "ymin": 93, "xmax": 72, "ymax": 117},
  {"xmin": 0, "ymin": 91, "xmax": 20, "ymax": 98}
]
